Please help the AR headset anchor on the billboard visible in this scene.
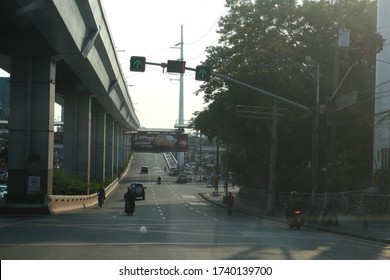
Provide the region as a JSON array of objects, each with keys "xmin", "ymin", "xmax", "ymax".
[{"xmin": 131, "ymin": 131, "xmax": 188, "ymax": 152}]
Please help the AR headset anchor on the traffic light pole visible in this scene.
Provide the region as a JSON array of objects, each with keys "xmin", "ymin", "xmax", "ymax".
[
  {"xmin": 139, "ymin": 59, "xmax": 309, "ymax": 114},
  {"xmin": 210, "ymin": 71, "xmax": 311, "ymax": 113},
  {"xmin": 146, "ymin": 62, "xmax": 311, "ymax": 113}
]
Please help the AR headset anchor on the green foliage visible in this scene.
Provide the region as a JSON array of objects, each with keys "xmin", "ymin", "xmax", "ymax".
[
  {"xmin": 193, "ymin": 0, "xmax": 382, "ymax": 191},
  {"xmin": 53, "ymin": 169, "xmax": 100, "ymax": 195}
]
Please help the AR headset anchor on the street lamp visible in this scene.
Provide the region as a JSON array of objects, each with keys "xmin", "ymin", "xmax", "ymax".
[{"xmin": 260, "ymin": 50, "xmax": 320, "ymax": 220}]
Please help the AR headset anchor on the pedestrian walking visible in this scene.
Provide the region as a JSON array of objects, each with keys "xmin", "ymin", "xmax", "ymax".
[
  {"xmin": 358, "ymin": 192, "xmax": 370, "ymax": 230},
  {"xmin": 226, "ymin": 192, "xmax": 234, "ymax": 216}
]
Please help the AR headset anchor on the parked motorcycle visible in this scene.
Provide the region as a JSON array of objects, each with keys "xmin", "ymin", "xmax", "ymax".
[
  {"xmin": 124, "ymin": 200, "xmax": 135, "ymax": 216},
  {"xmin": 285, "ymin": 205, "xmax": 304, "ymax": 229}
]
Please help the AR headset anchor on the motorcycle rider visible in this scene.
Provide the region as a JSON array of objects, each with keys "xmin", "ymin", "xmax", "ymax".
[
  {"xmin": 124, "ymin": 187, "xmax": 136, "ymax": 215},
  {"xmin": 226, "ymin": 192, "xmax": 235, "ymax": 216},
  {"xmin": 98, "ymin": 186, "xmax": 106, "ymax": 206},
  {"xmin": 286, "ymin": 191, "xmax": 304, "ymax": 217}
]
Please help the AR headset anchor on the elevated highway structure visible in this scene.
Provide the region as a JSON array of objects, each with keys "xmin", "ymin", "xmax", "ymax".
[{"xmin": 0, "ymin": 0, "xmax": 140, "ymax": 202}]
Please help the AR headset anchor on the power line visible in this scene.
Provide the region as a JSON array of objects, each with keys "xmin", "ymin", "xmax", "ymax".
[{"xmin": 185, "ymin": 7, "xmax": 227, "ymax": 46}]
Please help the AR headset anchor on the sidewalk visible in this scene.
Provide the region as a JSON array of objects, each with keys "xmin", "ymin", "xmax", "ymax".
[{"xmin": 199, "ymin": 187, "xmax": 390, "ymax": 245}]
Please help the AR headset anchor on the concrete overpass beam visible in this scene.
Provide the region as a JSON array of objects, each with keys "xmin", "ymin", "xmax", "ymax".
[{"xmin": 8, "ymin": 52, "xmax": 55, "ymax": 200}]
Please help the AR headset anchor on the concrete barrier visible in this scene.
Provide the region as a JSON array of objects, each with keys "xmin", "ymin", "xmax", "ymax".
[
  {"xmin": 47, "ymin": 193, "xmax": 98, "ymax": 214},
  {"xmin": 0, "ymin": 158, "xmax": 133, "ymax": 215},
  {"xmin": 47, "ymin": 178, "xmax": 118, "ymax": 214},
  {"xmin": 47, "ymin": 162, "xmax": 130, "ymax": 214}
]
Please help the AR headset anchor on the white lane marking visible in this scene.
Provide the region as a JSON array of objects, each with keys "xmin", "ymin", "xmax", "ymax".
[
  {"xmin": 188, "ymin": 202, "xmax": 207, "ymax": 205},
  {"xmin": 182, "ymin": 195, "xmax": 196, "ymax": 199},
  {"xmin": 1, "ymin": 242, "xmax": 257, "ymax": 246}
]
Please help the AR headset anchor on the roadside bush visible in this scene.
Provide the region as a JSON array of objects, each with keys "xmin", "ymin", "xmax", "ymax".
[{"xmin": 53, "ymin": 169, "xmax": 100, "ymax": 195}]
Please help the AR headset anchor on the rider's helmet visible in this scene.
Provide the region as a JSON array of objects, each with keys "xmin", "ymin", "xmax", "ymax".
[{"xmin": 290, "ymin": 191, "xmax": 297, "ymax": 198}]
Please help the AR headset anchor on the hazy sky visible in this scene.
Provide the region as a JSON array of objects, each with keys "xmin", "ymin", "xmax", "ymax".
[{"xmin": 101, "ymin": 0, "xmax": 227, "ymax": 129}]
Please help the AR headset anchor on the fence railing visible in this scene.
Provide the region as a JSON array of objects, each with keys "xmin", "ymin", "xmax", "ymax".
[{"xmin": 240, "ymin": 188, "xmax": 390, "ymax": 217}]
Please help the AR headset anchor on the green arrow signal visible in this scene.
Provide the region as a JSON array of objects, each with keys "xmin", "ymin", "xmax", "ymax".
[
  {"xmin": 199, "ymin": 69, "xmax": 207, "ymax": 77},
  {"xmin": 130, "ymin": 56, "xmax": 146, "ymax": 72},
  {"xmin": 195, "ymin": 65, "xmax": 210, "ymax": 81},
  {"xmin": 133, "ymin": 59, "xmax": 142, "ymax": 69}
]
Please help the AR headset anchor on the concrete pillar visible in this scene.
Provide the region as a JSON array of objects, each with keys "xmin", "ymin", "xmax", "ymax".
[
  {"xmin": 118, "ymin": 125, "xmax": 124, "ymax": 170},
  {"xmin": 123, "ymin": 131, "xmax": 130, "ymax": 164},
  {"xmin": 113, "ymin": 122, "xmax": 118, "ymax": 176},
  {"xmin": 8, "ymin": 51, "xmax": 55, "ymax": 199},
  {"xmin": 105, "ymin": 114, "xmax": 113, "ymax": 179},
  {"xmin": 63, "ymin": 93, "xmax": 91, "ymax": 185},
  {"xmin": 91, "ymin": 108, "xmax": 107, "ymax": 184}
]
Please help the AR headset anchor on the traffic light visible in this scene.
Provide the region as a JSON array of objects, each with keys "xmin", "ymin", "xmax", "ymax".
[
  {"xmin": 195, "ymin": 65, "xmax": 211, "ymax": 82},
  {"xmin": 167, "ymin": 60, "xmax": 186, "ymax": 73},
  {"xmin": 130, "ymin": 56, "xmax": 146, "ymax": 72}
]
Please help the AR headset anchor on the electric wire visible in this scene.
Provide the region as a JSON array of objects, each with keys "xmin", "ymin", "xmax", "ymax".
[{"xmin": 185, "ymin": 7, "xmax": 227, "ymax": 46}]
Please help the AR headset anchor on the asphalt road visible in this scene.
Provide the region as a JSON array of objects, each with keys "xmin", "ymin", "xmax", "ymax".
[{"xmin": 0, "ymin": 153, "xmax": 389, "ymax": 260}]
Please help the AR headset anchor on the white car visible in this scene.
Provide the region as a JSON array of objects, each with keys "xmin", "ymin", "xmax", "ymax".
[{"xmin": 0, "ymin": 185, "xmax": 7, "ymax": 200}]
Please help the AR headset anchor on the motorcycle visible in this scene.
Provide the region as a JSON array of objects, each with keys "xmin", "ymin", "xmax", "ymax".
[
  {"xmin": 124, "ymin": 200, "xmax": 135, "ymax": 216},
  {"xmin": 285, "ymin": 205, "xmax": 304, "ymax": 229},
  {"xmin": 98, "ymin": 196, "xmax": 105, "ymax": 208}
]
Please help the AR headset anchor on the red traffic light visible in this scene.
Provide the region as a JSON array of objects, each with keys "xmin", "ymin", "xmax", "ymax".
[{"xmin": 167, "ymin": 60, "xmax": 186, "ymax": 73}]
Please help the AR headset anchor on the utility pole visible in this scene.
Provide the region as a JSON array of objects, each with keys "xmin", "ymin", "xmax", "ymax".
[
  {"xmin": 310, "ymin": 63, "xmax": 320, "ymax": 222},
  {"xmin": 267, "ymin": 101, "xmax": 278, "ymax": 215},
  {"xmin": 235, "ymin": 104, "xmax": 283, "ymax": 215},
  {"xmin": 321, "ymin": 0, "xmax": 347, "ymax": 226},
  {"xmin": 178, "ymin": 25, "xmax": 185, "ymax": 169},
  {"xmin": 214, "ymin": 140, "xmax": 220, "ymax": 194},
  {"xmin": 224, "ymin": 146, "xmax": 229, "ymax": 198}
]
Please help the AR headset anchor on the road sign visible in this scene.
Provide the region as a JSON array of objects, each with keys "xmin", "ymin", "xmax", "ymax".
[
  {"xmin": 195, "ymin": 65, "xmax": 211, "ymax": 81},
  {"xmin": 167, "ymin": 60, "xmax": 186, "ymax": 73},
  {"xmin": 130, "ymin": 56, "xmax": 146, "ymax": 72}
]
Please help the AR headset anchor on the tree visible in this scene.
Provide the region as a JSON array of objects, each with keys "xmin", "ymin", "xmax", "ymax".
[{"xmin": 192, "ymin": 0, "xmax": 383, "ymax": 192}]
